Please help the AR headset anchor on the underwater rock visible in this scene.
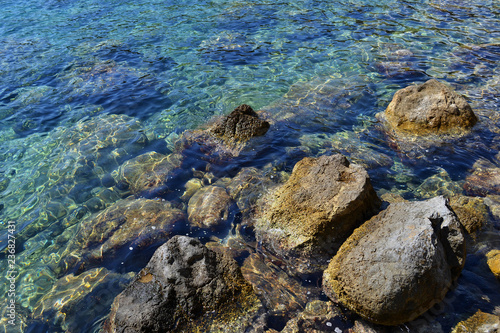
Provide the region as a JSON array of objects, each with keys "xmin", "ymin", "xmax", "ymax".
[
  {"xmin": 211, "ymin": 104, "xmax": 270, "ymax": 143},
  {"xmin": 58, "ymin": 198, "xmax": 185, "ymax": 275},
  {"xmin": 486, "ymin": 250, "xmax": 500, "ymax": 280},
  {"xmin": 104, "ymin": 236, "xmax": 260, "ymax": 333},
  {"xmin": 32, "ymin": 268, "xmax": 134, "ymax": 332},
  {"xmin": 257, "ymin": 154, "xmax": 380, "ymax": 259},
  {"xmin": 380, "ymin": 79, "xmax": 477, "ymax": 136},
  {"xmin": 241, "ymin": 252, "xmax": 321, "ymax": 326},
  {"xmin": 415, "ymin": 167, "xmax": 463, "ymax": 199},
  {"xmin": 348, "ymin": 318, "xmax": 443, "ymax": 333},
  {"xmin": 113, "ymin": 151, "xmax": 183, "ymax": 195},
  {"xmin": 299, "ymin": 131, "xmax": 394, "ymax": 170},
  {"xmin": 464, "ymin": 158, "xmax": 500, "ymax": 196},
  {"xmin": 217, "ymin": 167, "xmax": 276, "ymax": 220},
  {"xmin": 449, "ymin": 195, "xmax": 488, "ymax": 234},
  {"xmin": 175, "ymin": 105, "xmax": 272, "ymax": 160},
  {"xmin": 451, "ymin": 310, "xmax": 500, "ymax": 333},
  {"xmin": 187, "ymin": 185, "xmax": 233, "ymax": 229},
  {"xmin": 280, "ymin": 300, "xmax": 345, "ymax": 333},
  {"xmin": 323, "ymin": 196, "xmax": 466, "ymax": 326}
]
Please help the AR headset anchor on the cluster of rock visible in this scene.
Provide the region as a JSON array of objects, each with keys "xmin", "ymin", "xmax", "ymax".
[{"xmin": 24, "ymin": 77, "xmax": 496, "ymax": 332}]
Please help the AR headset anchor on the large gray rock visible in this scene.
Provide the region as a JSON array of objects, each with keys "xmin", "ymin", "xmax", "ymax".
[
  {"xmin": 257, "ymin": 154, "xmax": 381, "ymax": 259},
  {"xmin": 104, "ymin": 236, "xmax": 260, "ymax": 333},
  {"xmin": 381, "ymin": 79, "xmax": 477, "ymax": 136},
  {"xmin": 323, "ymin": 196, "xmax": 466, "ymax": 326}
]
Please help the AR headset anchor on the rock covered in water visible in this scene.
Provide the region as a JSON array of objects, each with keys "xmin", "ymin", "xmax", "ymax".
[
  {"xmin": 188, "ymin": 185, "xmax": 233, "ymax": 229},
  {"xmin": 32, "ymin": 268, "xmax": 133, "ymax": 332},
  {"xmin": 451, "ymin": 310, "xmax": 500, "ymax": 333},
  {"xmin": 58, "ymin": 198, "xmax": 185, "ymax": 275},
  {"xmin": 113, "ymin": 151, "xmax": 182, "ymax": 195},
  {"xmin": 380, "ymin": 79, "xmax": 477, "ymax": 136},
  {"xmin": 257, "ymin": 154, "xmax": 381, "ymax": 258},
  {"xmin": 322, "ymin": 196, "xmax": 466, "ymax": 326},
  {"xmin": 464, "ymin": 158, "xmax": 500, "ymax": 196},
  {"xmin": 280, "ymin": 300, "xmax": 346, "ymax": 333},
  {"xmin": 104, "ymin": 236, "xmax": 260, "ymax": 333}
]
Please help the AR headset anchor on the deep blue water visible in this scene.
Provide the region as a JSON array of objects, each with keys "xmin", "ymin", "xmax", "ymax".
[{"xmin": 1, "ymin": 0, "xmax": 500, "ymax": 332}]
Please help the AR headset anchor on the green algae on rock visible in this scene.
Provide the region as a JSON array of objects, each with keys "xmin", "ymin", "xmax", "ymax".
[
  {"xmin": 322, "ymin": 196, "xmax": 466, "ymax": 326},
  {"xmin": 256, "ymin": 154, "xmax": 381, "ymax": 260}
]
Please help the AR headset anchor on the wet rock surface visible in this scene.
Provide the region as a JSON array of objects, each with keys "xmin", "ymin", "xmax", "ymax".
[
  {"xmin": 257, "ymin": 154, "xmax": 381, "ymax": 259},
  {"xmin": 380, "ymin": 79, "xmax": 477, "ymax": 136},
  {"xmin": 104, "ymin": 236, "xmax": 260, "ymax": 333},
  {"xmin": 211, "ymin": 104, "xmax": 270, "ymax": 143},
  {"xmin": 451, "ymin": 310, "xmax": 500, "ymax": 333},
  {"xmin": 486, "ymin": 250, "xmax": 500, "ymax": 280},
  {"xmin": 323, "ymin": 196, "xmax": 466, "ymax": 326},
  {"xmin": 464, "ymin": 158, "xmax": 500, "ymax": 197}
]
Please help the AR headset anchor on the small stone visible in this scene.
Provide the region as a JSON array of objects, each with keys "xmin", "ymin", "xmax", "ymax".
[
  {"xmin": 451, "ymin": 310, "xmax": 500, "ymax": 333},
  {"xmin": 487, "ymin": 250, "xmax": 500, "ymax": 280}
]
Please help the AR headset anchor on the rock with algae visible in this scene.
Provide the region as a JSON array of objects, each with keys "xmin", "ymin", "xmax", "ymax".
[
  {"xmin": 256, "ymin": 154, "xmax": 381, "ymax": 260},
  {"xmin": 486, "ymin": 250, "xmax": 500, "ymax": 280},
  {"xmin": 451, "ymin": 310, "xmax": 500, "ymax": 333},
  {"xmin": 104, "ymin": 236, "xmax": 261, "ymax": 333},
  {"xmin": 323, "ymin": 196, "xmax": 466, "ymax": 326}
]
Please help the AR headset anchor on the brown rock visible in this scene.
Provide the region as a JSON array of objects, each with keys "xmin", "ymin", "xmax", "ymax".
[
  {"xmin": 59, "ymin": 198, "xmax": 185, "ymax": 274},
  {"xmin": 451, "ymin": 310, "xmax": 500, "ymax": 333},
  {"xmin": 211, "ymin": 104, "xmax": 270, "ymax": 143},
  {"xmin": 487, "ymin": 250, "xmax": 500, "ymax": 280},
  {"xmin": 449, "ymin": 195, "xmax": 488, "ymax": 234},
  {"xmin": 187, "ymin": 185, "xmax": 233, "ymax": 229},
  {"xmin": 464, "ymin": 158, "xmax": 500, "ymax": 196},
  {"xmin": 114, "ymin": 151, "xmax": 182, "ymax": 194},
  {"xmin": 383, "ymin": 79, "xmax": 477, "ymax": 135},
  {"xmin": 257, "ymin": 154, "xmax": 381, "ymax": 258}
]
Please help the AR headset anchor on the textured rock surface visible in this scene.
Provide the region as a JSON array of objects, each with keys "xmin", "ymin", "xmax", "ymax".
[
  {"xmin": 451, "ymin": 310, "xmax": 500, "ymax": 333},
  {"xmin": 487, "ymin": 250, "xmax": 500, "ymax": 280},
  {"xmin": 211, "ymin": 104, "xmax": 270, "ymax": 143},
  {"xmin": 188, "ymin": 185, "xmax": 233, "ymax": 229},
  {"xmin": 281, "ymin": 300, "xmax": 346, "ymax": 333},
  {"xmin": 58, "ymin": 198, "xmax": 185, "ymax": 275},
  {"xmin": 323, "ymin": 196, "xmax": 466, "ymax": 326},
  {"xmin": 382, "ymin": 79, "xmax": 477, "ymax": 135},
  {"xmin": 104, "ymin": 236, "xmax": 260, "ymax": 333},
  {"xmin": 449, "ymin": 195, "xmax": 489, "ymax": 234},
  {"xmin": 257, "ymin": 154, "xmax": 381, "ymax": 257}
]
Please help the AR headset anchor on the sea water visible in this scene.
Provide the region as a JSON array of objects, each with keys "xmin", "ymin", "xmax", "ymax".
[{"xmin": 1, "ymin": 0, "xmax": 500, "ymax": 332}]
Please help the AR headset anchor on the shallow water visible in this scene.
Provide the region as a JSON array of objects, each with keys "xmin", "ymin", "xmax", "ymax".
[{"xmin": 1, "ymin": 0, "xmax": 500, "ymax": 332}]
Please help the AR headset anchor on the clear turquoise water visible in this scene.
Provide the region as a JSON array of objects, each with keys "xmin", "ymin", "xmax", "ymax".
[{"xmin": 1, "ymin": 0, "xmax": 500, "ymax": 332}]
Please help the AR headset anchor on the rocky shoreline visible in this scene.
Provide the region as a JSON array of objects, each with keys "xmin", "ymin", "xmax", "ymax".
[{"xmin": 7, "ymin": 78, "xmax": 500, "ymax": 332}]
